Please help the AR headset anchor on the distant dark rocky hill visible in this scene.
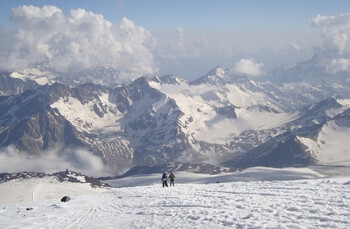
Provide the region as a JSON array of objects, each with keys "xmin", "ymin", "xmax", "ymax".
[{"xmin": 0, "ymin": 170, "xmax": 109, "ymax": 188}]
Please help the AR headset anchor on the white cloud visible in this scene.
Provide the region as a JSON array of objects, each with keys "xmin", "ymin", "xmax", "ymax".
[
  {"xmin": 176, "ymin": 27, "xmax": 185, "ymax": 51},
  {"xmin": 311, "ymin": 13, "xmax": 350, "ymax": 54},
  {"xmin": 0, "ymin": 145, "xmax": 111, "ymax": 177},
  {"xmin": 156, "ymin": 27, "xmax": 213, "ymax": 62},
  {"xmin": 234, "ymin": 58, "xmax": 264, "ymax": 76},
  {"xmin": 325, "ymin": 58, "xmax": 350, "ymax": 73},
  {"xmin": 0, "ymin": 5, "xmax": 157, "ymax": 77},
  {"xmin": 176, "ymin": 27, "xmax": 183, "ymax": 33},
  {"xmin": 291, "ymin": 42, "xmax": 301, "ymax": 51}
]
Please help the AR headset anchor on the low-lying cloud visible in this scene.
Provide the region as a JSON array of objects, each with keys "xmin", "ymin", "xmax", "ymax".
[
  {"xmin": 326, "ymin": 58, "xmax": 350, "ymax": 73},
  {"xmin": 0, "ymin": 145, "xmax": 111, "ymax": 177},
  {"xmin": 234, "ymin": 58, "xmax": 264, "ymax": 76},
  {"xmin": 291, "ymin": 42, "xmax": 301, "ymax": 51},
  {"xmin": 0, "ymin": 5, "xmax": 157, "ymax": 78}
]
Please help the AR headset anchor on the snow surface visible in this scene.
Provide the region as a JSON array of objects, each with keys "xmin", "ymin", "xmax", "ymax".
[
  {"xmin": 10, "ymin": 68, "xmax": 57, "ymax": 85},
  {"xmin": 108, "ymin": 167, "xmax": 326, "ymax": 188},
  {"xmin": 1, "ymin": 167, "xmax": 349, "ymax": 228},
  {"xmin": 316, "ymin": 121, "xmax": 350, "ymax": 166},
  {"xmin": 0, "ymin": 176, "xmax": 106, "ymax": 205},
  {"xmin": 51, "ymin": 94, "xmax": 123, "ymax": 135}
]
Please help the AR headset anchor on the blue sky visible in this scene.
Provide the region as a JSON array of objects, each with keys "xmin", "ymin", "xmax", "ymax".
[
  {"xmin": 1, "ymin": 0, "xmax": 347, "ymax": 30},
  {"xmin": 0, "ymin": 0, "xmax": 349, "ymax": 79}
]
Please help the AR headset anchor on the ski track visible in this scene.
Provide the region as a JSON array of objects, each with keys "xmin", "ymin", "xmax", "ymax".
[
  {"xmin": 0, "ymin": 179, "xmax": 349, "ymax": 228},
  {"xmin": 32, "ymin": 181, "xmax": 42, "ymax": 203}
]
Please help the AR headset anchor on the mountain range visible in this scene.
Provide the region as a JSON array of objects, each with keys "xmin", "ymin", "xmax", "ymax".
[{"xmin": 0, "ymin": 51, "xmax": 349, "ymax": 175}]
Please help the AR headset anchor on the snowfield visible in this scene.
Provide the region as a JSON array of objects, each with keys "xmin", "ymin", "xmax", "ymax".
[
  {"xmin": 1, "ymin": 167, "xmax": 350, "ymax": 228},
  {"xmin": 0, "ymin": 176, "xmax": 106, "ymax": 205}
]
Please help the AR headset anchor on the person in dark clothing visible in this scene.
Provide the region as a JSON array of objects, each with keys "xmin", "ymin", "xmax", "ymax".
[
  {"xmin": 161, "ymin": 172, "xmax": 168, "ymax": 187},
  {"xmin": 169, "ymin": 172, "xmax": 175, "ymax": 186}
]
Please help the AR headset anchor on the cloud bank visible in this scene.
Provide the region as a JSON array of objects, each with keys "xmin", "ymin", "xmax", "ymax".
[
  {"xmin": 311, "ymin": 13, "xmax": 350, "ymax": 54},
  {"xmin": 0, "ymin": 5, "xmax": 157, "ymax": 76},
  {"xmin": 234, "ymin": 58, "xmax": 264, "ymax": 76},
  {"xmin": 291, "ymin": 43, "xmax": 301, "ymax": 51},
  {"xmin": 326, "ymin": 58, "xmax": 350, "ymax": 73},
  {"xmin": 0, "ymin": 145, "xmax": 110, "ymax": 177}
]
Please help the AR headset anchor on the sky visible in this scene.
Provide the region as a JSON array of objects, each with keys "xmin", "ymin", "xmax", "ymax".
[{"xmin": 0, "ymin": 0, "xmax": 349, "ymax": 80}]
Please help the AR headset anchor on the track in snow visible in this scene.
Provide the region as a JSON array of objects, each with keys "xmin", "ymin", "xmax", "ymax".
[{"xmin": 31, "ymin": 181, "xmax": 43, "ymax": 203}]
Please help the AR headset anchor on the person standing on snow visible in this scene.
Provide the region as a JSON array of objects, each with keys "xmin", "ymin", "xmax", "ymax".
[
  {"xmin": 161, "ymin": 172, "xmax": 168, "ymax": 187},
  {"xmin": 169, "ymin": 172, "xmax": 175, "ymax": 186}
]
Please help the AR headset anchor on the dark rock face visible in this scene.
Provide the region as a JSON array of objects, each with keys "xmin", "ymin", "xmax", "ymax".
[
  {"xmin": 0, "ymin": 86, "xmax": 83, "ymax": 154},
  {"xmin": 72, "ymin": 83, "xmax": 108, "ymax": 104},
  {"xmin": 215, "ymin": 105, "xmax": 237, "ymax": 119},
  {"xmin": 224, "ymin": 135, "xmax": 317, "ymax": 169},
  {"xmin": 110, "ymin": 78, "xmax": 193, "ymax": 166}
]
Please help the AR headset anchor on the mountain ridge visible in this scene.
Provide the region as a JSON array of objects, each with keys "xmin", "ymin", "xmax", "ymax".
[{"xmin": 0, "ymin": 53, "xmax": 350, "ymax": 175}]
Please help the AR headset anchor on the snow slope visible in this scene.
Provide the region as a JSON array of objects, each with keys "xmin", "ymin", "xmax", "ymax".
[
  {"xmin": 108, "ymin": 167, "xmax": 325, "ymax": 188},
  {"xmin": 51, "ymin": 92, "xmax": 123, "ymax": 135},
  {"xmin": 1, "ymin": 167, "xmax": 349, "ymax": 228},
  {"xmin": 316, "ymin": 121, "xmax": 350, "ymax": 166},
  {"xmin": 297, "ymin": 99, "xmax": 350, "ymax": 167},
  {"xmin": 0, "ymin": 176, "xmax": 107, "ymax": 205}
]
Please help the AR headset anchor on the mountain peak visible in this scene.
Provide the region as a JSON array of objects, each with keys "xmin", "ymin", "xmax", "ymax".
[
  {"xmin": 190, "ymin": 66, "xmax": 228, "ymax": 85},
  {"xmin": 208, "ymin": 66, "xmax": 226, "ymax": 77}
]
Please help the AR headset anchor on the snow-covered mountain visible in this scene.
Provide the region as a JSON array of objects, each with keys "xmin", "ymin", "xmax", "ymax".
[
  {"xmin": 0, "ymin": 71, "xmax": 40, "ymax": 95},
  {"xmin": 6, "ymin": 65, "xmax": 134, "ymax": 89},
  {"xmin": 223, "ymin": 96, "xmax": 350, "ymax": 168},
  {"xmin": 261, "ymin": 51, "xmax": 350, "ymax": 109},
  {"xmin": 0, "ymin": 77, "xmax": 207, "ymax": 173},
  {"xmin": 0, "ymin": 53, "xmax": 350, "ymax": 175}
]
